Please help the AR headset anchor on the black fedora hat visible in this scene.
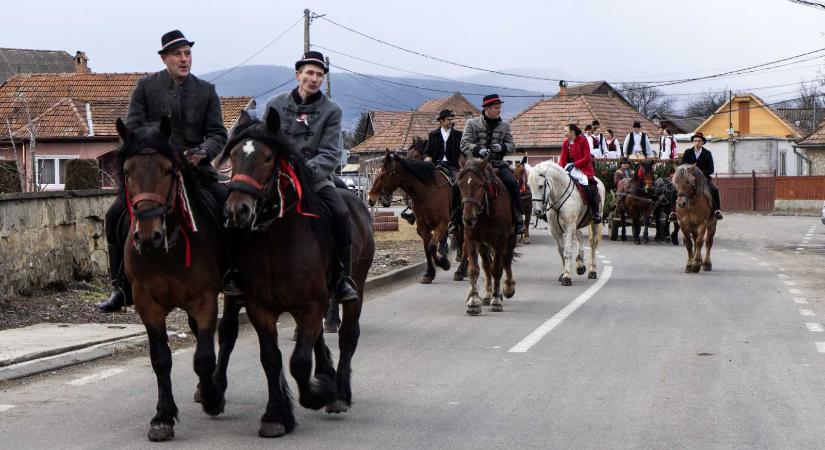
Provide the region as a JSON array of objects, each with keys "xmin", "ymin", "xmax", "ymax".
[
  {"xmin": 437, "ymin": 109, "xmax": 455, "ymax": 120},
  {"xmin": 690, "ymin": 132, "xmax": 707, "ymax": 144},
  {"xmin": 620, "ymin": 156, "xmax": 629, "ymax": 164},
  {"xmin": 632, "ymin": 121, "xmax": 641, "ymax": 128},
  {"xmin": 482, "ymin": 94, "xmax": 502, "ymax": 107},
  {"xmin": 158, "ymin": 30, "xmax": 194, "ymax": 55},
  {"xmin": 295, "ymin": 51, "xmax": 329, "ymax": 73}
]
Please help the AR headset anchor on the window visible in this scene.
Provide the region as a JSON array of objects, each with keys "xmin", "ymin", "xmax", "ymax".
[
  {"xmin": 36, "ymin": 155, "xmax": 78, "ymax": 189},
  {"xmin": 778, "ymin": 152, "xmax": 787, "ymax": 176}
]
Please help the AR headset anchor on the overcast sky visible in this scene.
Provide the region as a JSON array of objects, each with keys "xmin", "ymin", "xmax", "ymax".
[{"xmin": 5, "ymin": 0, "xmax": 825, "ymax": 101}]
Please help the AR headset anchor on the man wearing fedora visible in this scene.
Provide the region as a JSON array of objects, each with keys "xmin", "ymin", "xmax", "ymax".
[
  {"xmin": 460, "ymin": 94, "xmax": 525, "ymax": 235},
  {"xmin": 262, "ymin": 51, "xmax": 358, "ymax": 304},
  {"xmin": 679, "ymin": 132, "xmax": 723, "ymax": 221},
  {"xmin": 623, "ymin": 121, "xmax": 652, "ymax": 158},
  {"xmin": 614, "ymin": 156, "xmax": 633, "ymax": 188},
  {"xmin": 99, "ymin": 30, "xmax": 231, "ymax": 312},
  {"xmin": 424, "ymin": 109, "xmax": 463, "ymax": 234}
]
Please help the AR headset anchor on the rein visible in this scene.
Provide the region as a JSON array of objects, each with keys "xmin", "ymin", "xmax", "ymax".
[{"xmin": 533, "ymin": 172, "xmax": 575, "ymax": 230}]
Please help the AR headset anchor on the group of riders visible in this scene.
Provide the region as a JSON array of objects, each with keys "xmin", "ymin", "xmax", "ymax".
[{"xmin": 97, "ymin": 28, "xmax": 724, "ymax": 313}]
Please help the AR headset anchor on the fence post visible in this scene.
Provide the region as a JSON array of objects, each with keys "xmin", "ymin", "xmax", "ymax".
[{"xmin": 751, "ymin": 170, "xmax": 756, "ymax": 211}]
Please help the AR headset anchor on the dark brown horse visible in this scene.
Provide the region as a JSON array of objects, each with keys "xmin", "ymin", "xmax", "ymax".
[
  {"xmin": 513, "ymin": 159, "xmax": 533, "ymax": 244},
  {"xmin": 673, "ymin": 164, "xmax": 717, "ymax": 273},
  {"xmin": 369, "ymin": 150, "xmax": 455, "ymax": 283},
  {"xmin": 457, "ymin": 158, "xmax": 517, "ymax": 315},
  {"xmin": 616, "ymin": 159, "xmax": 656, "ymax": 245},
  {"xmin": 117, "ymin": 117, "xmax": 227, "ymax": 442},
  {"xmin": 221, "ymin": 109, "xmax": 374, "ymax": 437}
]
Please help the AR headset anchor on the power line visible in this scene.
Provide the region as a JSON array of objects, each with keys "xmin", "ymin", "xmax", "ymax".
[
  {"xmin": 252, "ymin": 77, "xmax": 295, "ymax": 99},
  {"xmin": 208, "ymin": 16, "xmax": 303, "ymax": 83},
  {"xmin": 344, "ymin": 72, "xmax": 413, "ymax": 109}
]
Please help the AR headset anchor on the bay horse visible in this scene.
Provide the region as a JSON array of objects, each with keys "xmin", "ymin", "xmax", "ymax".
[
  {"xmin": 512, "ymin": 159, "xmax": 533, "ymax": 244},
  {"xmin": 653, "ymin": 175, "xmax": 680, "ymax": 245},
  {"xmin": 673, "ymin": 164, "xmax": 717, "ymax": 273},
  {"xmin": 368, "ymin": 150, "xmax": 456, "ymax": 283},
  {"xmin": 116, "ymin": 117, "xmax": 227, "ymax": 442},
  {"xmin": 527, "ymin": 161, "xmax": 604, "ymax": 285},
  {"xmin": 615, "ymin": 159, "xmax": 656, "ymax": 245},
  {"xmin": 221, "ymin": 109, "xmax": 375, "ymax": 437},
  {"xmin": 457, "ymin": 158, "xmax": 517, "ymax": 315}
]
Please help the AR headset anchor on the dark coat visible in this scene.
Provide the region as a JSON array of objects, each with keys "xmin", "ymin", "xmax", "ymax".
[
  {"xmin": 425, "ymin": 127, "xmax": 462, "ymax": 169},
  {"xmin": 126, "ymin": 70, "xmax": 227, "ymax": 164},
  {"xmin": 681, "ymin": 147, "xmax": 715, "ymax": 178}
]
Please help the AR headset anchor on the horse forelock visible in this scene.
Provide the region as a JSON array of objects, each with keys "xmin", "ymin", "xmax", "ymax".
[{"xmin": 117, "ymin": 123, "xmax": 181, "ymax": 186}]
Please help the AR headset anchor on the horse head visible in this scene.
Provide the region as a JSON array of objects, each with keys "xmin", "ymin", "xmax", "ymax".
[
  {"xmin": 117, "ymin": 116, "xmax": 182, "ymax": 253},
  {"xmin": 673, "ymin": 164, "xmax": 701, "ymax": 209},
  {"xmin": 406, "ymin": 137, "xmax": 427, "ymax": 160},
  {"xmin": 636, "ymin": 159, "xmax": 655, "ymax": 189},
  {"xmin": 457, "ymin": 158, "xmax": 493, "ymax": 228},
  {"xmin": 368, "ymin": 150, "xmax": 402, "ymax": 207},
  {"xmin": 221, "ymin": 107, "xmax": 317, "ymax": 230}
]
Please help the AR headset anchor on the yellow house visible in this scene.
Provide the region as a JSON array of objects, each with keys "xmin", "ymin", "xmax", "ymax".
[{"xmin": 691, "ymin": 94, "xmax": 808, "ymax": 175}]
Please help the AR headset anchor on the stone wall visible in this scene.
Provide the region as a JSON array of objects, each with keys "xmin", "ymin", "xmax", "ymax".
[{"xmin": 0, "ymin": 189, "xmax": 115, "ymax": 297}]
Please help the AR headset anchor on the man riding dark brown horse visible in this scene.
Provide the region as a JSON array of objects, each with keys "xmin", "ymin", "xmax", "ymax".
[{"xmin": 425, "ymin": 108, "xmax": 463, "ymax": 235}]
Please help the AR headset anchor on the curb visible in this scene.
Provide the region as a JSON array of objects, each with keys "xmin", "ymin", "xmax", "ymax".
[{"xmin": 0, "ymin": 261, "xmax": 427, "ymax": 382}]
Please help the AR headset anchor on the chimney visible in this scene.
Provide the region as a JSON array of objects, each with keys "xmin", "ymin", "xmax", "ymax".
[
  {"xmin": 558, "ymin": 80, "xmax": 567, "ymax": 97},
  {"xmin": 74, "ymin": 51, "xmax": 90, "ymax": 74}
]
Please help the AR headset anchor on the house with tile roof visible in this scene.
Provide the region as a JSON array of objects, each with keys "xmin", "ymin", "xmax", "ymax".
[
  {"xmin": 0, "ymin": 48, "xmax": 81, "ymax": 84},
  {"xmin": 509, "ymin": 82, "xmax": 659, "ymax": 163},
  {"xmin": 793, "ymin": 120, "xmax": 825, "ymax": 175},
  {"xmin": 352, "ymin": 93, "xmax": 480, "ymax": 161},
  {"xmin": 0, "ymin": 72, "xmax": 253, "ymax": 190},
  {"xmin": 692, "ymin": 93, "xmax": 807, "ymax": 175}
]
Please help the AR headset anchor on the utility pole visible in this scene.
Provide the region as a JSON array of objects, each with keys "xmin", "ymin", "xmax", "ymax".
[
  {"xmin": 303, "ymin": 9, "xmax": 311, "ymax": 53},
  {"xmin": 728, "ymin": 90, "xmax": 733, "ymax": 137},
  {"xmin": 325, "ymin": 56, "xmax": 332, "ymax": 98}
]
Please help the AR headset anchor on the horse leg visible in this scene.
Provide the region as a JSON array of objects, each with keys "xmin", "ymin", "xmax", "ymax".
[
  {"xmin": 553, "ymin": 228, "xmax": 566, "ymax": 283},
  {"xmin": 632, "ymin": 215, "xmax": 641, "ymax": 245},
  {"xmin": 703, "ymin": 225, "xmax": 715, "ymax": 272},
  {"xmin": 420, "ymin": 233, "xmax": 435, "ymax": 284},
  {"xmin": 575, "ymin": 230, "xmax": 586, "ymax": 275},
  {"xmin": 588, "ymin": 223, "xmax": 599, "ymax": 279},
  {"xmin": 327, "ymin": 300, "xmax": 362, "ymax": 414},
  {"xmin": 502, "ymin": 233, "xmax": 517, "ymax": 298},
  {"xmin": 522, "ymin": 209, "xmax": 531, "ymax": 244},
  {"xmin": 312, "ymin": 330, "xmax": 337, "ymax": 403},
  {"xmin": 561, "ymin": 226, "xmax": 574, "ymax": 286},
  {"xmin": 479, "ymin": 245, "xmax": 494, "ymax": 306},
  {"xmin": 291, "ymin": 305, "xmax": 337, "ymax": 411},
  {"xmin": 692, "ymin": 225, "xmax": 705, "ymax": 273},
  {"xmin": 188, "ymin": 297, "xmax": 224, "ymax": 417},
  {"xmin": 136, "ymin": 298, "xmax": 177, "ymax": 442},
  {"xmin": 432, "ymin": 223, "xmax": 450, "ymax": 271},
  {"xmin": 489, "ymin": 249, "xmax": 505, "ymax": 312},
  {"xmin": 247, "ymin": 307, "xmax": 294, "ymax": 438},
  {"xmin": 454, "ymin": 255, "xmax": 468, "ymax": 281},
  {"xmin": 671, "ymin": 220, "xmax": 680, "ymax": 246},
  {"xmin": 465, "ymin": 240, "xmax": 482, "ymax": 315},
  {"xmin": 620, "ymin": 209, "xmax": 627, "ymax": 241},
  {"xmin": 682, "ymin": 226, "xmax": 695, "ymax": 273},
  {"xmin": 214, "ymin": 297, "xmax": 242, "ymax": 397},
  {"xmin": 642, "ymin": 211, "xmax": 650, "ymax": 244}
]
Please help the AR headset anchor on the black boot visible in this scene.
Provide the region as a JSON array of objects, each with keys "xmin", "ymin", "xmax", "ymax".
[
  {"xmin": 221, "ymin": 233, "xmax": 244, "ymax": 297},
  {"xmin": 587, "ymin": 186, "xmax": 601, "ymax": 224},
  {"xmin": 513, "ymin": 204, "xmax": 525, "ymax": 235},
  {"xmin": 335, "ymin": 245, "xmax": 359, "ymax": 304},
  {"xmin": 400, "ymin": 207, "xmax": 415, "ymax": 225},
  {"xmin": 98, "ymin": 243, "xmax": 132, "ymax": 312}
]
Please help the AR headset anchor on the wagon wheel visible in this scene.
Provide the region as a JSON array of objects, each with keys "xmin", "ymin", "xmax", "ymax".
[{"xmin": 608, "ymin": 209, "xmax": 619, "ymax": 241}]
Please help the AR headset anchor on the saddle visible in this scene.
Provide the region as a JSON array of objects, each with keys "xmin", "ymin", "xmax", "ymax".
[{"xmin": 574, "ymin": 177, "xmax": 600, "ymax": 207}]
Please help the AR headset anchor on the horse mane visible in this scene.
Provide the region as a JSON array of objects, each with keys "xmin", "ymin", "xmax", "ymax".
[
  {"xmin": 396, "ymin": 157, "xmax": 437, "ymax": 183},
  {"xmin": 673, "ymin": 164, "xmax": 710, "ymax": 198}
]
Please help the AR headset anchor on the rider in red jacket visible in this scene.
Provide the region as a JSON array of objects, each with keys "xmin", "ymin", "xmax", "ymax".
[{"xmin": 558, "ymin": 123, "xmax": 600, "ymax": 223}]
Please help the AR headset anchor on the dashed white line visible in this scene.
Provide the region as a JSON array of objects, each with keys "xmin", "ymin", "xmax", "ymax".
[
  {"xmin": 509, "ymin": 266, "xmax": 613, "ymax": 353},
  {"xmin": 795, "ymin": 297, "xmax": 809, "ymax": 304},
  {"xmin": 816, "ymin": 342, "xmax": 825, "ymax": 353},
  {"xmin": 66, "ymin": 368, "xmax": 125, "ymax": 387},
  {"xmin": 0, "ymin": 405, "xmax": 16, "ymax": 413},
  {"xmin": 806, "ymin": 323, "xmax": 825, "ymax": 332},
  {"xmin": 790, "ymin": 289, "xmax": 803, "ymax": 295},
  {"xmin": 603, "ymin": 260, "xmax": 612, "ymax": 264},
  {"xmin": 749, "ymin": 257, "xmax": 758, "ymax": 261},
  {"xmin": 800, "ymin": 309, "xmax": 816, "ymax": 317},
  {"xmin": 797, "ymin": 247, "xmax": 805, "ymax": 251},
  {"xmin": 784, "ymin": 281, "xmax": 797, "ymax": 286},
  {"xmin": 778, "ymin": 274, "xmax": 789, "ymax": 278}
]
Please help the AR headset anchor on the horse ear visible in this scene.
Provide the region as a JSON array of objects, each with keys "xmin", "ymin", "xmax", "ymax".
[
  {"xmin": 115, "ymin": 118, "xmax": 132, "ymax": 141},
  {"xmin": 159, "ymin": 115, "xmax": 172, "ymax": 139},
  {"xmin": 265, "ymin": 107, "xmax": 281, "ymax": 134},
  {"xmin": 237, "ymin": 109, "xmax": 253, "ymax": 128}
]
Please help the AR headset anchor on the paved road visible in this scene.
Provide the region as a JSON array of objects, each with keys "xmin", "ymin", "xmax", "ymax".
[{"xmin": 2, "ymin": 214, "xmax": 825, "ymax": 449}]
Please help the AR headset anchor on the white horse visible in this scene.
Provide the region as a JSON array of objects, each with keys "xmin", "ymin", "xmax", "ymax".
[{"xmin": 527, "ymin": 161, "xmax": 605, "ymax": 285}]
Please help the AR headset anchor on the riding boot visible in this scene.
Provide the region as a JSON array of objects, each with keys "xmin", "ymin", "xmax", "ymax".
[
  {"xmin": 98, "ymin": 243, "xmax": 132, "ymax": 312},
  {"xmin": 507, "ymin": 184, "xmax": 525, "ymax": 235},
  {"xmin": 711, "ymin": 188, "xmax": 723, "ymax": 220},
  {"xmin": 448, "ymin": 187, "xmax": 461, "ymax": 236},
  {"xmin": 335, "ymin": 244, "xmax": 359, "ymax": 304},
  {"xmin": 221, "ymin": 232, "xmax": 243, "ymax": 297},
  {"xmin": 400, "ymin": 207, "xmax": 416, "ymax": 225},
  {"xmin": 587, "ymin": 185, "xmax": 601, "ymax": 224}
]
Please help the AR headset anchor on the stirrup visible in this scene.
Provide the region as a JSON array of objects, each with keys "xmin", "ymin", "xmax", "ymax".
[
  {"xmin": 221, "ymin": 270, "xmax": 244, "ymax": 297},
  {"xmin": 335, "ymin": 277, "xmax": 358, "ymax": 304}
]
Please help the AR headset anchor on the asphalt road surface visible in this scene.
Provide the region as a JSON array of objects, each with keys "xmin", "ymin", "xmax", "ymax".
[{"xmin": 2, "ymin": 214, "xmax": 825, "ymax": 449}]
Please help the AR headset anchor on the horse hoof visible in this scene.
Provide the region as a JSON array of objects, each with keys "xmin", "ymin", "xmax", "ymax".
[
  {"xmin": 523, "ymin": 237, "xmax": 530, "ymax": 244},
  {"xmin": 621, "ymin": 236, "xmax": 627, "ymax": 241},
  {"xmin": 326, "ymin": 399, "xmax": 350, "ymax": 414},
  {"xmin": 453, "ymin": 272, "xmax": 465, "ymax": 281},
  {"xmin": 437, "ymin": 259, "xmax": 451, "ymax": 271},
  {"xmin": 148, "ymin": 423, "xmax": 175, "ymax": 442},
  {"xmin": 562, "ymin": 277, "xmax": 572, "ymax": 286},
  {"xmin": 259, "ymin": 422, "xmax": 287, "ymax": 438},
  {"xmin": 482, "ymin": 295, "xmax": 492, "ymax": 306},
  {"xmin": 466, "ymin": 305, "xmax": 482, "ymax": 316},
  {"xmin": 489, "ymin": 304, "xmax": 504, "ymax": 312},
  {"xmin": 672, "ymin": 239, "xmax": 679, "ymax": 246},
  {"xmin": 503, "ymin": 283, "xmax": 515, "ymax": 299},
  {"xmin": 576, "ymin": 266, "xmax": 586, "ymax": 275},
  {"xmin": 558, "ymin": 274, "xmax": 563, "ymax": 283},
  {"xmin": 692, "ymin": 264, "xmax": 701, "ymax": 273},
  {"xmin": 202, "ymin": 396, "xmax": 226, "ymax": 417},
  {"xmin": 634, "ymin": 240, "xmax": 641, "ymax": 245},
  {"xmin": 703, "ymin": 263, "xmax": 712, "ymax": 272},
  {"xmin": 685, "ymin": 265, "xmax": 692, "ymax": 273},
  {"xmin": 420, "ymin": 275, "xmax": 434, "ymax": 284},
  {"xmin": 588, "ymin": 271, "xmax": 597, "ymax": 279},
  {"xmin": 194, "ymin": 385, "xmax": 202, "ymax": 403},
  {"xmin": 323, "ymin": 321, "xmax": 339, "ymax": 334}
]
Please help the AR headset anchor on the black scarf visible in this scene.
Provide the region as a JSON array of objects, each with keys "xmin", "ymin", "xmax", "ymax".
[{"xmin": 291, "ymin": 88, "xmax": 323, "ymax": 105}]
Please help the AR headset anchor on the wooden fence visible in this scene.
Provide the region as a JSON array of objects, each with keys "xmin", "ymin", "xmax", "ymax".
[
  {"xmin": 714, "ymin": 172, "xmax": 775, "ymax": 211},
  {"xmin": 775, "ymin": 176, "xmax": 825, "ymax": 200}
]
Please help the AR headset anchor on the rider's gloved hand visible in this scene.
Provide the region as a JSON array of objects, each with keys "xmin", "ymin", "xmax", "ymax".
[
  {"xmin": 564, "ymin": 163, "xmax": 574, "ymax": 172},
  {"xmin": 490, "ymin": 143, "xmax": 502, "ymax": 153},
  {"xmin": 477, "ymin": 148, "xmax": 490, "ymax": 158}
]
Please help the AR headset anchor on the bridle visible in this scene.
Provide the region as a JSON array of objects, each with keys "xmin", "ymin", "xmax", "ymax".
[
  {"xmin": 124, "ymin": 151, "xmax": 182, "ymax": 255},
  {"xmin": 458, "ymin": 166, "xmax": 493, "ymax": 218},
  {"xmin": 675, "ymin": 173, "xmax": 697, "ymax": 206},
  {"xmin": 532, "ymin": 169, "xmax": 574, "ymax": 229},
  {"xmin": 375, "ymin": 157, "xmax": 452, "ymax": 206}
]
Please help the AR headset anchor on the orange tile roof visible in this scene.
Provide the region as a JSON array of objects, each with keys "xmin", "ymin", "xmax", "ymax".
[
  {"xmin": 509, "ymin": 94, "xmax": 659, "ymax": 149},
  {"xmin": 220, "ymin": 96, "xmax": 255, "ymax": 132},
  {"xmin": 417, "ymin": 92, "xmax": 480, "ymax": 115},
  {"xmin": 797, "ymin": 119, "xmax": 825, "ymax": 146},
  {"xmin": 368, "ymin": 110, "xmax": 409, "ymax": 135}
]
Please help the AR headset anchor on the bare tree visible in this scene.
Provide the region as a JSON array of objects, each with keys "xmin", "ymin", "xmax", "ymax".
[
  {"xmin": 617, "ymin": 82, "xmax": 675, "ymax": 119},
  {"xmin": 684, "ymin": 89, "xmax": 728, "ymax": 118}
]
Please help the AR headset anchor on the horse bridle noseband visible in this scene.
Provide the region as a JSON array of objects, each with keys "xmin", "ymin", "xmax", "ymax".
[
  {"xmin": 125, "ymin": 155, "xmax": 181, "ymax": 253},
  {"xmin": 459, "ymin": 168, "xmax": 492, "ymax": 217}
]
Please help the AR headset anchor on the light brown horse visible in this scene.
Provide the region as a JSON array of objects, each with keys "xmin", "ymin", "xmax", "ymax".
[
  {"xmin": 369, "ymin": 150, "xmax": 453, "ymax": 283},
  {"xmin": 673, "ymin": 164, "xmax": 717, "ymax": 273},
  {"xmin": 457, "ymin": 158, "xmax": 517, "ymax": 315},
  {"xmin": 616, "ymin": 159, "xmax": 656, "ymax": 244},
  {"xmin": 512, "ymin": 160, "xmax": 532, "ymax": 244}
]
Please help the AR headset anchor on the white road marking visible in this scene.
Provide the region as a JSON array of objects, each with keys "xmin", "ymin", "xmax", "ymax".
[
  {"xmin": 796, "ymin": 248, "xmax": 805, "ymax": 251},
  {"xmin": 790, "ymin": 289, "xmax": 803, "ymax": 295},
  {"xmin": 66, "ymin": 368, "xmax": 125, "ymax": 387},
  {"xmin": 509, "ymin": 266, "xmax": 613, "ymax": 353},
  {"xmin": 784, "ymin": 281, "xmax": 797, "ymax": 286},
  {"xmin": 0, "ymin": 405, "xmax": 16, "ymax": 412},
  {"xmin": 749, "ymin": 257, "xmax": 758, "ymax": 261},
  {"xmin": 760, "ymin": 262, "xmax": 769, "ymax": 266},
  {"xmin": 800, "ymin": 309, "xmax": 816, "ymax": 317},
  {"xmin": 795, "ymin": 297, "xmax": 809, "ymax": 304},
  {"xmin": 778, "ymin": 267, "xmax": 785, "ymax": 271},
  {"xmin": 603, "ymin": 260, "xmax": 612, "ymax": 264},
  {"xmin": 816, "ymin": 342, "xmax": 825, "ymax": 353},
  {"xmin": 778, "ymin": 274, "xmax": 789, "ymax": 278},
  {"xmin": 806, "ymin": 323, "xmax": 825, "ymax": 332},
  {"xmin": 597, "ymin": 254, "xmax": 605, "ymax": 259}
]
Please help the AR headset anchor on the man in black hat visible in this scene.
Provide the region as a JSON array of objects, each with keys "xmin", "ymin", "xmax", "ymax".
[
  {"xmin": 679, "ymin": 132, "xmax": 723, "ymax": 220},
  {"xmin": 623, "ymin": 121, "xmax": 652, "ymax": 158},
  {"xmin": 99, "ymin": 30, "xmax": 231, "ymax": 312},
  {"xmin": 613, "ymin": 156, "xmax": 633, "ymax": 188},
  {"xmin": 261, "ymin": 51, "xmax": 358, "ymax": 304},
  {"xmin": 424, "ymin": 109, "xmax": 463, "ymax": 234},
  {"xmin": 460, "ymin": 94, "xmax": 525, "ymax": 235}
]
